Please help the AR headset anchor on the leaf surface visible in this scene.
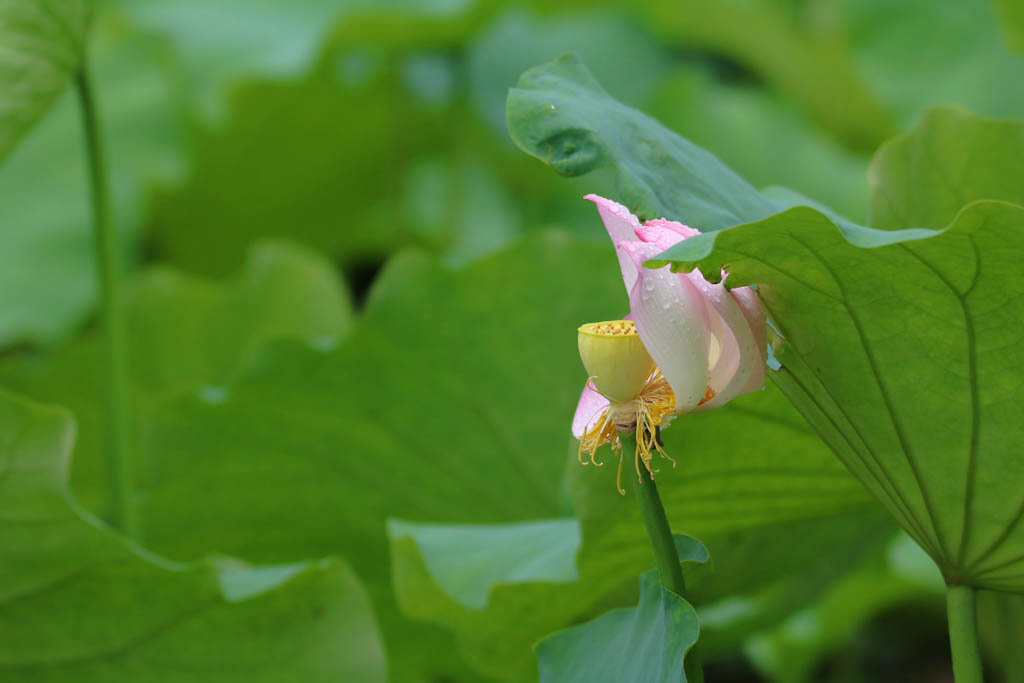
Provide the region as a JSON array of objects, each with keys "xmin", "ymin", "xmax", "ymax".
[
  {"xmin": 0, "ymin": 389, "xmax": 386, "ymax": 682},
  {"xmin": 509, "ymin": 55, "xmax": 1024, "ymax": 593},
  {"xmin": 506, "ymin": 54, "xmax": 778, "ymax": 231},
  {"xmin": 657, "ymin": 201, "xmax": 1024, "ymax": 592},
  {"xmin": 0, "ymin": 0, "xmax": 89, "ymax": 160},
  {"xmin": 536, "ymin": 572, "xmax": 699, "ymax": 683}
]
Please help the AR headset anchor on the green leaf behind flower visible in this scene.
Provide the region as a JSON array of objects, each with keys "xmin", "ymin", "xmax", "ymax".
[
  {"xmin": 0, "ymin": 389, "xmax": 386, "ymax": 682},
  {"xmin": 0, "ymin": 240, "xmax": 352, "ymax": 516}
]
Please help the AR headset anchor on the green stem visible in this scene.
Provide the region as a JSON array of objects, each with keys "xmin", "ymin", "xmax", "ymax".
[
  {"xmin": 947, "ymin": 585, "xmax": 983, "ymax": 683},
  {"xmin": 623, "ymin": 432, "xmax": 704, "ymax": 683},
  {"xmin": 75, "ymin": 65, "xmax": 138, "ymax": 539}
]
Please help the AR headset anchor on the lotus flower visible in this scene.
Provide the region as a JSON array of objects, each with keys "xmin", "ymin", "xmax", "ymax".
[{"xmin": 573, "ymin": 195, "xmax": 767, "ymax": 490}]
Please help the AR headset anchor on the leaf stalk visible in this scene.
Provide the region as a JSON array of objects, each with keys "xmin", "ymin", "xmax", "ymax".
[
  {"xmin": 947, "ymin": 584, "xmax": 984, "ymax": 683},
  {"xmin": 623, "ymin": 431, "xmax": 704, "ymax": 683},
  {"xmin": 75, "ymin": 63, "xmax": 138, "ymax": 539}
]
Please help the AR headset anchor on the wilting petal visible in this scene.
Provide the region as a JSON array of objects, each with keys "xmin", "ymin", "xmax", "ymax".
[
  {"xmin": 619, "ymin": 240, "xmax": 711, "ymax": 413},
  {"xmin": 585, "ymin": 194, "xmax": 642, "ymax": 292},
  {"xmin": 729, "ymin": 285, "xmax": 767, "ymax": 394},
  {"xmin": 693, "ymin": 279, "xmax": 761, "ymax": 410},
  {"xmin": 572, "ymin": 381, "xmax": 610, "ymax": 438},
  {"xmin": 634, "ymin": 218, "xmax": 700, "ymax": 252}
]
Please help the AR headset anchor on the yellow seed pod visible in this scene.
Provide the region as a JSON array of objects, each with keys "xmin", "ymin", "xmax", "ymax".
[{"xmin": 578, "ymin": 320, "xmax": 655, "ymax": 403}]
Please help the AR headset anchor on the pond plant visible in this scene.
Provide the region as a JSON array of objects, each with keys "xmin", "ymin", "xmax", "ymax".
[{"xmin": 2, "ymin": 2, "xmax": 1023, "ymax": 683}]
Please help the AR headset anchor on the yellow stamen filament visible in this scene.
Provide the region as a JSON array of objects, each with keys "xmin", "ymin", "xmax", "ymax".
[{"xmin": 577, "ymin": 369, "xmax": 677, "ymax": 494}]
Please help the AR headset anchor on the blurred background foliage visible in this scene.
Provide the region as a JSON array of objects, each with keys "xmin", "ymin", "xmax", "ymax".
[{"xmin": 2, "ymin": 0, "xmax": 1023, "ymax": 681}]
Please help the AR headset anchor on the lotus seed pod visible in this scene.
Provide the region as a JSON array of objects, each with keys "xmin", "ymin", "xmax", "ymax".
[{"xmin": 577, "ymin": 320, "xmax": 655, "ymax": 403}]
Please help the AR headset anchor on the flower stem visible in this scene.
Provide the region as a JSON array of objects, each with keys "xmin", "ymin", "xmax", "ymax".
[
  {"xmin": 622, "ymin": 432, "xmax": 704, "ymax": 683},
  {"xmin": 75, "ymin": 65, "xmax": 138, "ymax": 539},
  {"xmin": 947, "ymin": 585, "xmax": 983, "ymax": 683}
]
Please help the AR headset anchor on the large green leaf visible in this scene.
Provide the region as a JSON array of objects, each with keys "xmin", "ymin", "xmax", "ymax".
[
  {"xmin": 536, "ymin": 572, "xmax": 700, "ymax": 683},
  {"xmin": 388, "ymin": 382, "xmax": 885, "ymax": 680},
  {"xmin": 509, "ymin": 55, "xmax": 1024, "ymax": 593},
  {"xmin": 645, "ymin": 66, "xmax": 870, "ymax": 225},
  {"xmin": 134, "ymin": 234, "xmax": 622, "ymax": 681},
  {"xmin": 869, "ymin": 106, "xmax": 1024, "ymax": 229},
  {"xmin": 105, "ymin": 232, "xmax": 884, "ymax": 681},
  {"xmin": 0, "ymin": 389, "xmax": 386, "ymax": 682},
  {"xmin": 657, "ymin": 200, "xmax": 1024, "ymax": 593},
  {"xmin": 506, "ymin": 53, "xmax": 778, "ymax": 232},
  {"xmin": 468, "ymin": 9, "xmax": 671, "ymax": 135},
  {"xmin": 0, "ymin": 0, "xmax": 90, "ymax": 160},
  {"xmin": 0, "ymin": 240, "xmax": 352, "ymax": 515},
  {"xmin": 389, "ymin": 518, "xmax": 581, "ymax": 610},
  {"xmin": 147, "ymin": 69, "xmax": 451, "ymax": 277}
]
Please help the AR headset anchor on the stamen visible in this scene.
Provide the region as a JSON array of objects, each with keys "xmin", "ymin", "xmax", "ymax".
[{"xmin": 577, "ymin": 368, "xmax": 678, "ymax": 494}]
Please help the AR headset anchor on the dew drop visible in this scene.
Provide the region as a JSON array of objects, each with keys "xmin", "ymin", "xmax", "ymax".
[
  {"xmin": 309, "ymin": 335, "xmax": 339, "ymax": 352},
  {"xmin": 199, "ymin": 385, "xmax": 228, "ymax": 404}
]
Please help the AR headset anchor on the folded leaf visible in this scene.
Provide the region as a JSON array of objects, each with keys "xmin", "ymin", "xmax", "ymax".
[
  {"xmin": 389, "ymin": 518, "xmax": 581, "ymax": 610},
  {"xmin": 507, "ymin": 53, "xmax": 777, "ymax": 231},
  {"xmin": 0, "ymin": 388, "xmax": 386, "ymax": 682}
]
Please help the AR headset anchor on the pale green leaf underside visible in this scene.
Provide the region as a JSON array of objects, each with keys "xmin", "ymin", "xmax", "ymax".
[
  {"xmin": 672, "ymin": 533, "xmax": 710, "ymax": 567},
  {"xmin": 388, "ymin": 518, "xmax": 581, "ymax": 610},
  {"xmin": 0, "ymin": 0, "xmax": 88, "ymax": 160},
  {"xmin": 0, "ymin": 389, "xmax": 385, "ymax": 682},
  {"xmin": 506, "ymin": 53, "xmax": 778, "ymax": 231},
  {"xmin": 657, "ymin": 200, "xmax": 1024, "ymax": 592},
  {"xmin": 536, "ymin": 572, "xmax": 699, "ymax": 683},
  {"xmin": 391, "ymin": 521, "xmax": 711, "ymax": 616}
]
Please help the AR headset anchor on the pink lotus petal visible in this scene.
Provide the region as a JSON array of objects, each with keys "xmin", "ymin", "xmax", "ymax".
[
  {"xmin": 693, "ymin": 281, "xmax": 760, "ymax": 410},
  {"xmin": 729, "ymin": 285, "xmax": 767, "ymax": 395},
  {"xmin": 585, "ymin": 194, "xmax": 642, "ymax": 293},
  {"xmin": 634, "ymin": 219, "xmax": 700, "ymax": 252},
  {"xmin": 644, "ymin": 218, "xmax": 701, "ymax": 239},
  {"xmin": 619, "ymin": 240, "xmax": 711, "ymax": 413},
  {"xmin": 572, "ymin": 381, "xmax": 610, "ymax": 438}
]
